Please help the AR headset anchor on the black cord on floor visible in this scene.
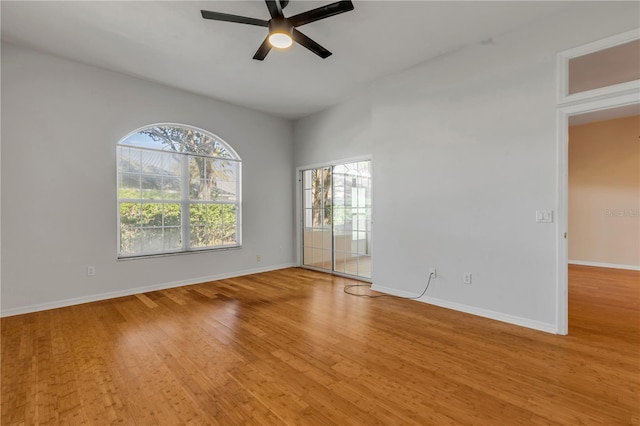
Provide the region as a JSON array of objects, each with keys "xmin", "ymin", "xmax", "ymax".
[{"xmin": 344, "ymin": 272, "xmax": 434, "ymax": 300}]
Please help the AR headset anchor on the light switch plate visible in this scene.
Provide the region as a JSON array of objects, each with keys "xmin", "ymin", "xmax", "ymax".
[{"xmin": 536, "ymin": 210, "xmax": 553, "ymax": 223}]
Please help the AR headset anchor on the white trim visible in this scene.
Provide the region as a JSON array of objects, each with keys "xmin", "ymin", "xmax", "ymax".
[
  {"xmin": 295, "ymin": 168, "xmax": 302, "ymax": 266},
  {"xmin": 557, "ymin": 29, "xmax": 640, "ymax": 105},
  {"xmin": 568, "ymin": 260, "xmax": 640, "ymax": 271},
  {"xmin": 561, "ymin": 81, "xmax": 639, "ymax": 105},
  {"xmin": 370, "ymin": 284, "xmax": 417, "ymax": 299},
  {"xmin": 556, "ymin": 107, "xmax": 569, "ymax": 335},
  {"xmin": 556, "ymin": 92, "xmax": 640, "ymax": 336},
  {"xmin": 371, "ymin": 284, "xmax": 557, "ymax": 334},
  {"xmin": 0, "ymin": 263, "xmax": 295, "ymax": 318},
  {"xmin": 296, "ymin": 154, "xmax": 373, "ymax": 175}
]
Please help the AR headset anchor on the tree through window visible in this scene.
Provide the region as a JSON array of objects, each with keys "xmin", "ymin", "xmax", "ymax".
[{"xmin": 117, "ymin": 124, "xmax": 241, "ymax": 258}]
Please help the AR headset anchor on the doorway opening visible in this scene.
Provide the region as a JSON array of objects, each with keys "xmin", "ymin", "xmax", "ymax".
[
  {"xmin": 556, "ymin": 28, "xmax": 639, "ymax": 335},
  {"xmin": 300, "ymin": 160, "xmax": 372, "ymax": 281},
  {"xmin": 566, "ymin": 106, "xmax": 639, "ymax": 334}
]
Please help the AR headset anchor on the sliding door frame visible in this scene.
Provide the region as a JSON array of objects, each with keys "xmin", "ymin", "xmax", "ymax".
[{"xmin": 295, "ymin": 155, "xmax": 373, "ymax": 282}]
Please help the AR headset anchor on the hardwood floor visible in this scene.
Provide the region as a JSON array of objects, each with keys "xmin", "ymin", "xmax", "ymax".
[{"xmin": 2, "ymin": 265, "xmax": 638, "ymax": 425}]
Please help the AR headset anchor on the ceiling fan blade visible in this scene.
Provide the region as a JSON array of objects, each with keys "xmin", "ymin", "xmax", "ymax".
[
  {"xmin": 265, "ymin": 0, "xmax": 283, "ymax": 19},
  {"xmin": 292, "ymin": 29, "xmax": 332, "ymax": 59},
  {"xmin": 253, "ymin": 37, "xmax": 272, "ymax": 61},
  {"xmin": 289, "ymin": 1, "xmax": 354, "ymax": 27},
  {"xmin": 201, "ymin": 10, "xmax": 268, "ymax": 27}
]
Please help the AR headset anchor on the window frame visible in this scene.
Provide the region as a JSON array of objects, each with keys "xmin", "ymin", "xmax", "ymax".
[
  {"xmin": 557, "ymin": 29, "xmax": 640, "ymax": 104},
  {"xmin": 116, "ymin": 123, "xmax": 242, "ymax": 259}
]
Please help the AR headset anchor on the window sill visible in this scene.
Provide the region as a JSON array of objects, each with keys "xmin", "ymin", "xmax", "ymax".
[{"xmin": 117, "ymin": 245, "xmax": 242, "ymax": 261}]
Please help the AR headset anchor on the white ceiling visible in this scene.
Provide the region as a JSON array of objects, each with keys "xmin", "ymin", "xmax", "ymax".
[{"xmin": 1, "ymin": 1, "xmax": 574, "ymax": 119}]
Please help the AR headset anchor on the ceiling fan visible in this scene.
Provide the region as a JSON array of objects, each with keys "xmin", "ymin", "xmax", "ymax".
[{"xmin": 200, "ymin": 0, "xmax": 354, "ymax": 60}]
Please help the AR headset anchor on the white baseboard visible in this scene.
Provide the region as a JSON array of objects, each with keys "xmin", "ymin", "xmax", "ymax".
[
  {"xmin": 370, "ymin": 284, "xmax": 558, "ymax": 334},
  {"xmin": 0, "ymin": 263, "xmax": 296, "ymax": 318},
  {"xmin": 568, "ymin": 260, "xmax": 640, "ymax": 271},
  {"xmin": 370, "ymin": 284, "xmax": 418, "ymax": 299}
]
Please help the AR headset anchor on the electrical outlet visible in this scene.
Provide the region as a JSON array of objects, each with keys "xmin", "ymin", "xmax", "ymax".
[
  {"xmin": 429, "ymin": 268, "xmax": 437, "ymax": 278},
  {"xmin": 463, "ymin": 273, "xmax": 472, "ymax": 285},
  {"xmin": 256, "ymin": 255, "xmax": 261, "ymax": 262},
  {"xmin": 87, "ymin": 266, "xmax": 95, "ymax": 276}
]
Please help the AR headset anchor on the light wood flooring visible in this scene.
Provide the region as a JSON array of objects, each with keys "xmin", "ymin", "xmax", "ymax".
[{"xmin": 1, "ymin": 265, "xmax": 638, "ymax": 425}]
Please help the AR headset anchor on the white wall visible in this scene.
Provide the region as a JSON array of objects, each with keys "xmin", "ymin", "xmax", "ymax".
[
  {"xmin": 293, "ymin": 94, "xmax": 372, "ymax": 167},
  {"xmin": 1, "ymin": 43, "xmax": 294, "ymax": 315},
  {"xmin": 293, "ymin": 2, "xmax": 639, "ymax": 332}
]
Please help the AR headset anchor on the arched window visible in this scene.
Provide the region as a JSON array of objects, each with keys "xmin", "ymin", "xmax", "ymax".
[{"xmin": 117, "ymin": 124, "xmax": 241, "ymax": 258}]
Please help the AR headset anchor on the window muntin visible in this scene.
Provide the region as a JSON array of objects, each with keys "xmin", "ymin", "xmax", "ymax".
[{"xmin": 117, "ymin": 124, "xmax": 241, "ymax": 258}]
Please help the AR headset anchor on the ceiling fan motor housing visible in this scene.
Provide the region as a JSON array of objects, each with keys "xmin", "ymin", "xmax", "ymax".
[{"xmin": 269, "ymin": 18, "xmax": 293, "ymax": 38}]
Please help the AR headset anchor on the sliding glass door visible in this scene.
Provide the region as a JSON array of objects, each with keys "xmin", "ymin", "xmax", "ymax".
[
  {"xmin": 332, "ymin": 161, "xmax": 372, "ymax": 278},
  {"xmin": 302, "ymin": 167, "xmax": 333, "ymax": 271},
  {"xmin": 302, "ymin": 160, "xmax": 372, "ymax": 280}
]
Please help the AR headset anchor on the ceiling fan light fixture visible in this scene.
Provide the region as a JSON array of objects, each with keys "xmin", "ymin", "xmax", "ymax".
[
  {"xmin": 268, "ymin": 32, "xmax": 293, "ymax": 49},
  {"xmin": 268, "ymin": 18, "xmax": 293, "ymax": 49}
]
